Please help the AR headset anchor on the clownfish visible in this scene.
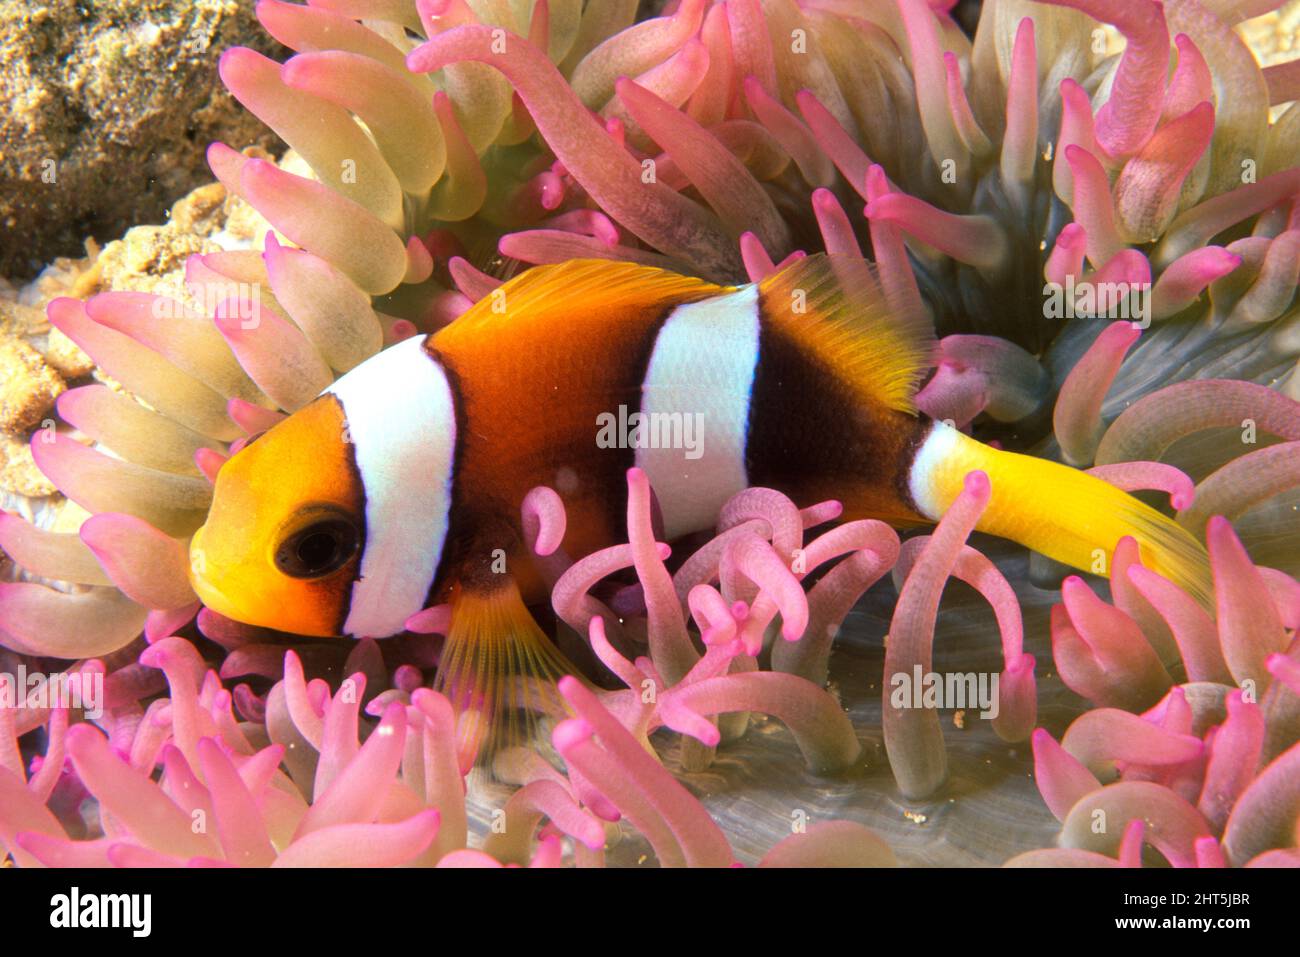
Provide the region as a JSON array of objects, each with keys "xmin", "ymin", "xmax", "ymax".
[{"xmin": 189, "ymin": 255, "xmax": 1211, "ymax": 759}]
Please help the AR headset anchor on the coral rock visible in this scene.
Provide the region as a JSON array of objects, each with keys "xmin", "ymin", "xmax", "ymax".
[
  {"xmin": 0, "ymin": 0, "xmax": 283, "ymax": 278},
  {"xmin": 0, "ymin": 336, "xmax": 64, "ymax": 433},
  {"xmin": 0, "ymin": 432, "xmax": 55, "ymax": 498}
]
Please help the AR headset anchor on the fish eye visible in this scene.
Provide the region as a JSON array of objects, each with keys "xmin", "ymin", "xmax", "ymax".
[{"xmin": 275, "ymin": 517, "xmax": 360, "ymax": 579}]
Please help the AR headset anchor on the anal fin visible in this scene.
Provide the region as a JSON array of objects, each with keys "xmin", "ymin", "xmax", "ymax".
[{"xmin": 434, "ymin": 578, "xmax": 577, "ymax": 774}]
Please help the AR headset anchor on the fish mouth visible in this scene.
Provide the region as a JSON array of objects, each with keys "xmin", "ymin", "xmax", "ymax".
[
  {"xmin": 186, "ymin": 525, "xmax": 239, "ymax": 623},
  {"xmin": 186, "ymin": 525, "xmax": 208, "ymax": 592},
  {"xmin": 186, "ymin": 526, "xmax": 204, "ymax": 589}
]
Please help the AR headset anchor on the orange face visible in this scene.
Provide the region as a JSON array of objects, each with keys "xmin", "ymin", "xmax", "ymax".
[{"xmin": 188, "ymin": 396, "xmax": 365, "ymax": 637}]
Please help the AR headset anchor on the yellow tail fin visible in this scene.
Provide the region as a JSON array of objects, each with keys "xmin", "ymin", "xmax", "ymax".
[{"xmin": 910, "ymin": 422, "xmax": 1214, "ymax": 608}]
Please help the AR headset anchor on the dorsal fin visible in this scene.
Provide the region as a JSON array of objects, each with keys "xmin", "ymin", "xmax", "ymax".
[
  {"xmin": 435, "ymin": 258, "xmax": 730, "ymax": 341},
  {"xmin": 757, "ymin": 255, "xmax": 936, "ymax": 414}
]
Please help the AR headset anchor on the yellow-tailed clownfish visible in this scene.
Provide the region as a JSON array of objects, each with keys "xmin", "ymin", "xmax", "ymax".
[{"xmin": 188, "ymin": 256, "xmax": 1212, "ymax": 759}]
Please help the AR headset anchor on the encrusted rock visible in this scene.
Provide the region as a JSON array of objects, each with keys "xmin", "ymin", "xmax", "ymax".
[
  {"xmin": 94, "ymin": 223, "xmax": 220, "ymax": 294},
  {"xmin": 0, "ymin": 146, "xmax": 279, "ymax": 514},
  {"xmin": 40, "ymin": 326, "xmax": 95, "ymax": 380},
  {"xmin": 0, "ymin": 298, "xmax": 48, "ymax": 338},
  {"xmin": 0, "ymin": 336, "xmax": 64, "ymax": 433},
  {"xmin": 0, "ymin": 0, "xmax": 283, "ymax": 278},
  {"xmin": 0, "ymin": 431, "xmax": 56, "ymax": 498}
]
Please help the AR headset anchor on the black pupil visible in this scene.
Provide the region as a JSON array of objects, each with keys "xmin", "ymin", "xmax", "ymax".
[
  {"xmin": 277, "ymin": 519, "xmax": 357, "ymax": 578},
  {"xmin": 297, "ymin": 531, "xmax": 339, "ymax": 570}
]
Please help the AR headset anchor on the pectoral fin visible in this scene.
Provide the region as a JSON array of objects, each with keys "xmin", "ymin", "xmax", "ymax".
[{"xmin": 434, "ymin": 576, "xmax": 577, "ymax": 773}]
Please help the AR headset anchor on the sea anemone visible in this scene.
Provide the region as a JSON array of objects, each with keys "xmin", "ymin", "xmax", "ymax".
[
  {"xmin": 1006, "ymin": 516, "xmax": 1300, "ymax": 867},
  {"xmin": 6, "ymin": 0, "xmax": 1300, "ymax": 645},
  {"xmin": 0, "ymin": 643, "xmax": 895, "ymax": 867},
  {"xmin": 539, "ymin": 470, "xmax": 871, "ymax": 776},
  {"xmin": 2, "ymin": 0, "xmax": 1299, "ymax": 866},
  {"xmin": 0, "ymin": 473, "xmax": 908, "ymax": 867}
]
